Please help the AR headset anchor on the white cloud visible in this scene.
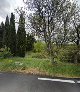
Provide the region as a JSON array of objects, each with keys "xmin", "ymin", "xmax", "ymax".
[
  {"xmin": 9, "ymin": 0, "xmax": 24, "ymax": 13},
  {"xmin": 0, "ymin": 16, "xmax": 5, "ymax": 23},
  {"xmin": 0, "ymin": 0, "xmax": 24, "ymax": 23}
]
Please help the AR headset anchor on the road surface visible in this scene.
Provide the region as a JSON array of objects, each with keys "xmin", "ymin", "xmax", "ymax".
[{"xmin": 0, "ymin": 72, "xmax": 80, "ymax": 92}]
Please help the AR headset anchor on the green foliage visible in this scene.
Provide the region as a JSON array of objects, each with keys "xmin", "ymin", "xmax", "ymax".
[
  {"xmin": 0, "ymin": 48, "xmax": 12, "ymax": 59},
  {"xmin": 30, "ymin": 52, "xmax": 48, "ymax": 59},
  {"xmin": 3, "ymin": 13, "xmax": 16, "ymax": 56},
  {"xmin": 33, "ymin": 41, "xmax": 46, "ymax": 53},
  {"xmin": 0, "ymin": 56, "xmax": 80, "ymax": 77},
  {"xmin": 26, "ymin": 34, "xmax": 35, "ymax": 51},
  {"xmin": 17, "ymin": 13, "xmax": 26, "ymax": 57},
  {"xmin": 4, "ymin": 15, "xmax": 10, "ymax": 48},
  {"xmin": 0, "ymin": 22, "xmax": 5, "ymax": 48},
  {"xmin": 32, "ymin": 42, "xmax": 49, "ymax": 59},
  {"xmin": 0, "ymin": 26, "xmax": 3, "ymax": 48},
  {"xmin": 9, "ymin": 13, "xmax": 16, "ymax": 56},
  {"xmin": 56, "ymin": 45, "xmax": 80, "ymax": 63}
]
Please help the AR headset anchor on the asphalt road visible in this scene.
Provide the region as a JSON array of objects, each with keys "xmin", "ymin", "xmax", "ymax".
[{"xmin": 0, "ymin": 72, "xmax": 80, "ymax": 92}]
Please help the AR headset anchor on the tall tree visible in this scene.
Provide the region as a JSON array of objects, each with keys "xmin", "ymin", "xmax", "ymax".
[
  {"xmin": 17, "ymin": 13, "xmax": 26, "ymax": 57},
  {"xmin": 1, "ymin": 22, "xmax": 5, "ymax": 47},
  {"xmin": 72, "ymin": 3, "xmax": 80, "ymax": 45},
  {"xmin": 54, "ymin": 1, "xmax": 77, "ymax": 46},
  {"xmin": 4, "ymin": 15, "xmax": 10, "ymax": 49},
  {"xmin": 9, "ymin": 13, "xmax": 16, "ymax": 56},
  {"xmin": 30, "ymin": 0, "xmax": 60, "ymax": 58},
  {"xmin": 29, "ymin": 0, "xmax": 72, "ymax": 59},
  {"xmin": 0, "ymin": 22, "xmax": 5, "ymax": 48},
  {"xmin": 27, "ymin": 0, "xmax": 79, "ymax": 61},
  {"xmin": 0, "ymin": 25, "xmax": 2, "ymax": 48}
]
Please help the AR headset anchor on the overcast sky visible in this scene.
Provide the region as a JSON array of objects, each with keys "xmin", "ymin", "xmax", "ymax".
[
  {"xmin": 0, "ymin": 0, "xmax": 80, "ymax": 23},
  {"xmin": 0, "ymin": 0, "xmax": 24, "ymax": 23}
]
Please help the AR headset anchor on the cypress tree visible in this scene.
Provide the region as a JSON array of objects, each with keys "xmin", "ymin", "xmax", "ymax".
[
  {"xmin": 4, "ymin": 15, "xmax": 10, "ymax": 49},
  {"xmin": 1, "ymin": 22, "xmax": 5, "ymax": 47},
  {"xmin": 9, "ymin": 13, "xmax": 16, "ymax": 56},
  {"xmin": 0, "ymin": 22, "xmax": 4, "ymax": 48},
  {"xmin": 17, "ymin": 13, "xmax": 26, "ymax": 57},
  {"xmin": 0, "ymin": 25, "xmax": 2, "ymax": 48}
]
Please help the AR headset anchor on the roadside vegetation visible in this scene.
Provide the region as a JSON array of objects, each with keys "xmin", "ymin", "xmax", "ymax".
[
  {"xmin": 0, "ymin": 52, "xmax": 80, "ymax": 78},
  {"xmin": 0, "ymin": 0, "xmax": 80, "ymax": 78},
  {"xmin": 0, "ymin": 42, "xmax": 80, "ymax": 78}
]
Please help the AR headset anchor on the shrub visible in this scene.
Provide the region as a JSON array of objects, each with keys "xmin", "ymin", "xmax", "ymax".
[
  {"xmin": 0, "ymin": 48, "xmax": 12, "ymax": 58},
  {"xmin": 31, "ymin": 52, "xmax": 49, "ymax": 59},
  {"xmin": 33, "ymin": 41, "xmax": 46, "ymax": 53},
  {"xmin": 56, "ymin": 45, "xmax": 80, "ymax": 63}
]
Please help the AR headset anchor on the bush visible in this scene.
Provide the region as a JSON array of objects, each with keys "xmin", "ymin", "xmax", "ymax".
[
  {"xmin": 33, "ymin": 41, "xmax": 46, "ymax": 53},
  {"xmin": 31, "ymin": 41, "xmax": 49, "ymax": 59},
  {"xmin": 31, "ymin": 52, "xmax": 49, "ymax": 59},
  {"xmin": 0, "ymin": 48, "xmax": 12, "ymax": 58},
  {"xmin": 56, "ymin": 45, "xmax": 80, "ymax": 63}
]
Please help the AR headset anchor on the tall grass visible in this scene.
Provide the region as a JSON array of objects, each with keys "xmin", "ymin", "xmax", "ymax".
[{"xmin": 0, "ymin": 55, "xmax": 80, "ymax": 78}]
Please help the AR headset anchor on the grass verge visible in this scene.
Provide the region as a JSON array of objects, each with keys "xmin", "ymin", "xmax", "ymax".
[{"xmin": 0, "ymin": 56, "xmax": 80, "ymax": 78}]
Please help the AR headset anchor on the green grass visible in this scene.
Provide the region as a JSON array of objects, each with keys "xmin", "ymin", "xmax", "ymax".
[{"xmin": 0, "ymin": 53, "xmax": 80, "ymax": 78}]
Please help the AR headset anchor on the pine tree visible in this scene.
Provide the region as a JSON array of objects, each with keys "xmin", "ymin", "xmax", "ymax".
[
  {"xmin": 17, "ymin": 13, "xmax": 26, "ymax": 57},
  {"xmin": 4, "ymin": 15, "xmax": 10, "ymax": 49},
  {"xmin": 9, "ymin": 13, "xmax": 16, "ymax": 56}
]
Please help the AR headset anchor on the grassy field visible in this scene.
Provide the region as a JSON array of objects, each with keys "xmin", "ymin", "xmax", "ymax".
[{"xmin": 0, "ymin": 53, "xmax": 80, "ymax": 78}]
